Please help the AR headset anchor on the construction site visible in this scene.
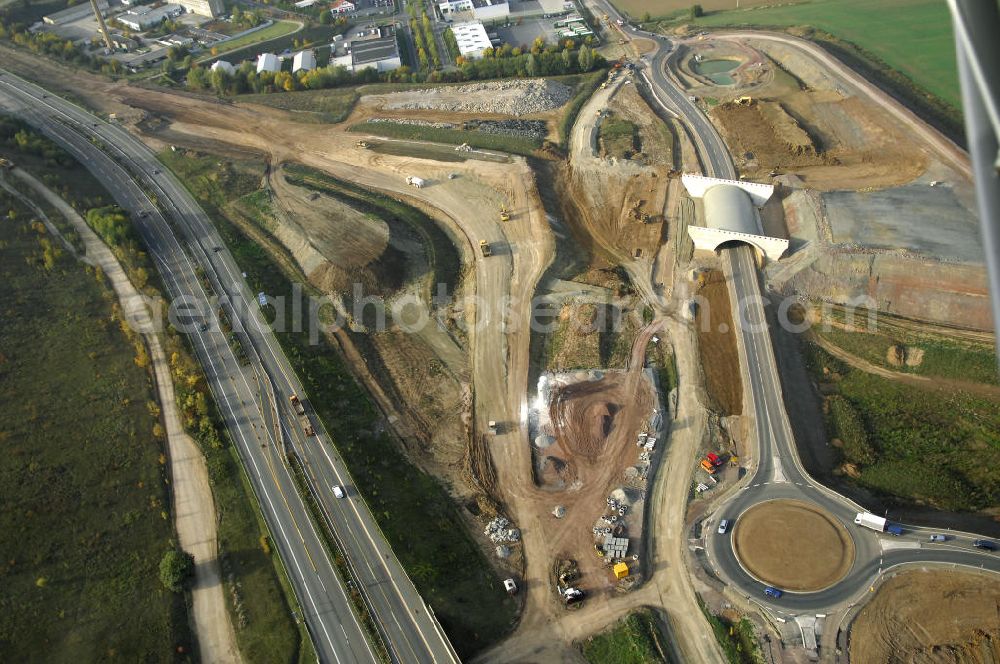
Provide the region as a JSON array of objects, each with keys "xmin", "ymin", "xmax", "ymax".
[
  {"xmin": 526, "ymin": 368, "xmax": 664, "ymax": 596},
  {"xmin": 1, "ymin": 5, "xmax": 998, "ymax": 660}
]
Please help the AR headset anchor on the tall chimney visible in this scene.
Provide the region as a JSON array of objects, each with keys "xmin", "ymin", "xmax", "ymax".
[{"xmin": 90, "ymin": 0, "xmax": 114, "ymax": 52}]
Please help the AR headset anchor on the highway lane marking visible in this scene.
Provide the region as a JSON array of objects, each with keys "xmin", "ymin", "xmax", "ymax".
[
  {"xmin": 14, "ymin": 73, "xmax": 454, "ymax": 663},
  {"xmin": 6, "ymin": 94, "xmax": 355, "ymax": 664},
  {"xmin": 140, "ymin": 150, "xmax": 438, "ymax": 659}
]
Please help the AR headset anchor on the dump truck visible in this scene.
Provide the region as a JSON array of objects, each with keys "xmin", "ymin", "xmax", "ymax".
[
  {"xmin": 706, "ymin": 452, "xmax": 723, "ymax": 466},
  {"xmin": 488, "ymin": 420, "xmax": 498, "ymax": 434},
  {"xmin": 479, "ymin": 240, "xmax": 491, "ymax": 257},
  {"xmin": 700, "ymin": 459, "xmax": 717, "ymax": 474},
  {"xmin": 356, "ymin": 140, "xmax": 370, "ymax": 148},
  {"xmin": 499, "ymin": 207, "xmax": 511, "ymax": 222},
  {"xmin": 503, "ymin": 578, "xmax": 518, "ymax": 595},
  {"xmin": 290, "ymin": 394, "xmax": 315, "ymax": 436},
  {"xmin": 854, "ymin": 512, "xmax": 887, "ymax": 532},
  {"xmin": 406, "ymin": 175, "xmax": 425, "ymax": 188}
]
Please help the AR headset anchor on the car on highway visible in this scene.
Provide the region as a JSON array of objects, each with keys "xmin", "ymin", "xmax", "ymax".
[
  {"xmin": 717, "ymin": 519, "xmax": 730, "ymax": 535},
  {"xmin": 928, "ymin": 534, "xmax": 948, "ymax": 542},
  {"xmin": 332, "ymin": 485, "xmax": 346, "ymax": 499},
  {"xmin": 973, "ymin": 539, "xmax": 997, "ymax": 551},
  {"xmin": 764, "ymin": 586, "xmax": 783, "ymax": 599},
  {"xmin": 200, "ymin": 323, "xmax": 209, "ymax": 332}
]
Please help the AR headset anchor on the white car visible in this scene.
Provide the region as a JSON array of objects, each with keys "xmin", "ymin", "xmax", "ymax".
[
  {"xmin": 717, "ymin": 519, "xmax": 730, "ymax": 534},
  {"xmin": 332, "ymin": 485, "xmax": 345, "ymax": 499}
]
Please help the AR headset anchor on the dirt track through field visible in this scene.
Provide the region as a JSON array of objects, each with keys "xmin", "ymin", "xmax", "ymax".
[{"xmin": 10, "ymin": 168, "xmax": 241, "ymax": 663}]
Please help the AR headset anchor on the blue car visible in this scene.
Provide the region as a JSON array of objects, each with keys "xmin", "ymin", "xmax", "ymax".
[
  {"xmin": 973, "ymin": 539, "xmax": 997, "ymax": 551},
  {"xmin": 764, "ymin": 586, "xmax": 783, "ymax": 599}
]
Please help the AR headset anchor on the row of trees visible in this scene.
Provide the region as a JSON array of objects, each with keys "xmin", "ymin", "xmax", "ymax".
[
  {"xmin": 0, "ymin": 117, "xmax": 74, "ymax": 167},
  {"xmin": 0, "ymin": 19, "xmax": 122, "ymax": 76},
  {"xmin": 409, "ymin": 12, "xmax": 440, "ymax": 70},
  {"xmin": 190, "ymin": 38, "xmax": 603, "ymax": 95}
]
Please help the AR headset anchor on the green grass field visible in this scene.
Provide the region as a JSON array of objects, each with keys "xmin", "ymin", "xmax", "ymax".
[
  {"xmin": 688, "ymin": 0, "xmax": 959, "ymax": 109},
  {"xmin": 610, "ymin": 0, "xmax": 773, "ymax": 20},
  {"xmin": 241, "ymin": 88, "xmax": 361, "ymax": 123},
  {"xmin": 599, "ymin": 113, "xmax": 639, "ymax": 159},
  {"xmin": 815, "ymin": 325, "xmax": 999, "ymax": 386},
  {"xmin": 211, "ymin": 20, "xmax": 300, "ymax": 55},
  {"xmin": 805, "ymin": 343, "xmax": 1000, "ymax": 512},
  {"xmin": 349, "ymin": 121, "xmax": 543, "ymax": 156},
  {"xmin": 0, "ymin": 190, "xmax": 191, "ymax": 660},
  {"xmin": 581, "ymin": 609, "xmax": 672, "ymax": 663}
]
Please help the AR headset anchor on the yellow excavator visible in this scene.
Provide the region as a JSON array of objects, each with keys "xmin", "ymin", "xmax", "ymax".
[{"xmin": 499, "ymin": 206, "xmax": 511, "ymax": 222}]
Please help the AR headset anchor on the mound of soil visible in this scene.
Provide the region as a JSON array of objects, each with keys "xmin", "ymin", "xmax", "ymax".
[
  {"xmin": 850, "ymin": 570, "xmax": 1000, "ymax": 664},
  {"xmin": 550, "ymin": 378, "xmax": 624, "ymax": 461}
]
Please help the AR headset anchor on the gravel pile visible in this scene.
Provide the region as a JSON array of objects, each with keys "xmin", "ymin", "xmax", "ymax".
[
  {"xmin": 385, "ymin": 79, "xmax": 574, "ymax": 115},
  {"xmin": 365, "ymin": 117, "xmax": 456, "ymax": 129},
  {"xmin": 484, "ymin": 516, "xmax": 520, "ymax": 543},
  {"xmin": 464, "ymin": 119, "xmax": 548, "ymax": 139}
]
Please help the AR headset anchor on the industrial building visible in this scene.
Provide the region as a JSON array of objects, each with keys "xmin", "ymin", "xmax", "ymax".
[
  {"xmin": 43, "ymin": 0, "xmax": 109, "ymax": 26},
  {"xmin": 116, "ymin": 4, "xmax": 185, "ymax": 31},
  {"xmin": 437, "ymin": 0, "xmax": 508, "ymax": 21},
  {"xmin": 292, "ymin": 50, "xmax": 316, "ymax": 73},
  {"xmin": 350, "ymin": 35, "xmax": 401, "ymax": 72},
  {"xmin": 329, "ymin": 27, "xmax": 400, "ymax": 73},
  {"xmin": 256, "ymin": 52, "xmax": 282, "ymax": 73},
  {"xmin": 451, "ymin": 21, "xmax": 493, "ymax": 59},
  {"xmin": 330, "ymin": 0, "xmax": 356, "ymax": 14}
]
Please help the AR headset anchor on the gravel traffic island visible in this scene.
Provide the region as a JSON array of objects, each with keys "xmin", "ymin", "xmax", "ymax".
[{"xmin": 732, "ymin": 499, "xmax": 855, "ymax": 592}]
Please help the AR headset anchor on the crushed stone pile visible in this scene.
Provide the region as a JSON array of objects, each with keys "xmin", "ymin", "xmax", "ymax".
[
  {"xmin": 384, "ymin": 79, "xmax": 574, "ymax": 115},
  {"xmin": 484, "ymin": 515, "xmax": 521, "ymax": 543}
]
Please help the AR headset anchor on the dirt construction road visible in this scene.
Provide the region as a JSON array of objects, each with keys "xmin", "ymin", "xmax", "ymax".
[
  {"xmin": 0, "ymin": 50, "xmax": 723, "ymax": 661},
  {"xmin": 9, "ymin": 169, "xmax": 241, "ymax": 663}
]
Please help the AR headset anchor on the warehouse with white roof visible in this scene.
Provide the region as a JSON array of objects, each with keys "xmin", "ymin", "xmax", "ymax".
[
  {"xmin": 451, "ymin": 21, "xmax": 493, "ymax": 59},
  {"xmin": 292, "ymin": 50, "xmax": 316, "ymax": 72},
  {"xmin": 256, "ymin": 53, "xmax": 281, "ymax": 73}
]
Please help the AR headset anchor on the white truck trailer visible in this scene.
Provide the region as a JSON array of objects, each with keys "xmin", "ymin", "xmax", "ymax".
[
  {"xmin": 405, "ymin": 175, "xmax": 426, "ymax": 188},
  {"xmin": 854, "ymin": 512, "xmax": 887, "ymax": 532}
]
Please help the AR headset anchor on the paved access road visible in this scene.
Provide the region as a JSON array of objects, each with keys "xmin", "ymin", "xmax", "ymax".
[
  {"xmin": 0, "ymin": 69, "xmax": 459, "ymax": 664},
  {"xmin": 576, "ymin": 3, "xmax": 1000, "ymax": 615}
]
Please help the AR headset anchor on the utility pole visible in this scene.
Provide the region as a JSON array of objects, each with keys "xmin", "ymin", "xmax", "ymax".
[{"xmin": 90, "ymin": 0, "xmax": 114, "ymax": 53}]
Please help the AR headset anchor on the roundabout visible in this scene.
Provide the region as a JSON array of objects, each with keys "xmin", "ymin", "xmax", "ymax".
[{"xmin": 732, "ymin": 499, "xmax": 855, "ymax": 592}]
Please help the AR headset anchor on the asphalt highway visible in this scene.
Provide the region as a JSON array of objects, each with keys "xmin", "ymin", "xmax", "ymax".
[
  {"xmin": 578, "ymin": 3, "xmax": 1000, "ymax": 614},
  {"xmin": 0, "ymin": 69, "xmax": 458, "ymax": 664}
]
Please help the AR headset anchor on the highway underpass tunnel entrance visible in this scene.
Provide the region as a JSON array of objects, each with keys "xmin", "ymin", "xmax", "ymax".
[{"xmin": 715, "ymin": 240, "xmax": 765, "ymax": 267}]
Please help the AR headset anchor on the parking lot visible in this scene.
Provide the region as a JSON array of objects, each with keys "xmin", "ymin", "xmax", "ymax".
[
  {"xmin": 494, "ymin": 16, "xmax": 550, "ymax": 48},
  {"xmin": 491, "ymin": 11, "xmax": 595, "ymax": 49},
  {"xmin": 349, "ymin": 0, "xmax": 397, "ymax": 18}
]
